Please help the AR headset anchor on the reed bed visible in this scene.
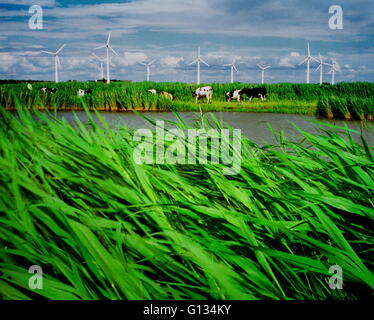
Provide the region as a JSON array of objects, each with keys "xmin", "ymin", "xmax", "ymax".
[
  {"xmin": 317, "ymin": 96, "xmax": 373, "ymax": 120},
  {"xmin": 0, "ymin": 106, "xmax": 373, "ymax": 300},
  {"xmin": 1, "ymin": 82, "xmax": 373, "ymax": 116}
]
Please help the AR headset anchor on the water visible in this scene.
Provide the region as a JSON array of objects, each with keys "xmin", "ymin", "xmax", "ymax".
[{"xmin": 52, "ymin": 111, "xmax": 374, "ymax": 146}]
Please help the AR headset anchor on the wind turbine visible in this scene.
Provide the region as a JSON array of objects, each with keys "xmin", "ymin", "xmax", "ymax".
[
  {"xmin": 224, "ymin": 59, "xmax": 238, "ymax": 83},
  {"xmin": 139, "ymin": 60, "xmax": 156, "ymax": 82},
  {"xmin": 92, "ymin": 53, "xmax": 105, "ymax": 80},
  {"xmin": 94, "ymin": 32, "xmax": 118, "ymax": 84},
  {"xmin": 188, "ymin": 46, "xmax": 209, "ymax": 84},
  {"xmin": 327, "ymin": 59, "xmax": 339, "ymax": 85},
  {"xmin": 41, "ymin": 44, "xmax": 66, "ymax": 83},
  {"xmin": 315, "ymin": 53, "xmax": 330, "ymax": 85},
  {"xmin": 299, "ymin": 43, "xmax": 318, "ymax": 84},
  {"xmin": 257, "ymin": 64, "xmax": 271, "ymax": 84}
]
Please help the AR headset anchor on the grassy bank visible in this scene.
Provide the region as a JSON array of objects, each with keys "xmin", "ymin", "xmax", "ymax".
[
  {"xmin": 0, "ymin": 107, "xmax": 373, "ymax": 300},
  {"xmin": 1, "ymin": 81, "xmax": 373, "ymax": 116}
]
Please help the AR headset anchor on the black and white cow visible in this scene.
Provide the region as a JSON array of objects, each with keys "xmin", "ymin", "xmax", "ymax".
[
  {"xmin": 240, "ymin": 87, "xmax": 267, "ymax": 102},
  {"xmin": 78, "ymin": 88, "xmax": 93, "ymax": 97},
  {"xmin": 226, "ymin": 89, "xmax": 242, "ymax": 102},
  {"xmin": 41, "ymin": 87, "xmax": 57, "ymax": 94},
  {"xmin": 192, "ymin": 86, "xmax": 213, "ymax": 103}
]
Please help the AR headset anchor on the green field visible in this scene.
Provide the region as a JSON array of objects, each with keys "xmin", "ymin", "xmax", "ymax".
[
  {"xmin": 0, "ymin": 107, "xmax": 373, "ymax": 300},
  {"xmin": 1, "ymin": 81, "xmax": 373, "ymax": 119}
]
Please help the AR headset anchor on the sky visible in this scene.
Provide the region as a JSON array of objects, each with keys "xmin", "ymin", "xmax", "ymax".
[{"xmin": 0, "ymin": 0, "xmax": 373, "ymax": 83}]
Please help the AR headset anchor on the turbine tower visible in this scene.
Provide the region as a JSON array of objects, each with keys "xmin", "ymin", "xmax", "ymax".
[
  {"xmin": 188, "ymin": 46, "xmax": 209, "ymax": 84},
  {"xmin": 327, "ymin": 59, "xmax": 339, "ymax": 85},
  {"xmin": 139, "ymin": 60, "xmax": 156, "ymax": 81},
  {"xmin": 224, "ymin": 59, "xmax": 238, "ymax": 83},
  {"xmin": 315, "ymin": 53, "xmax": 329, "ymax": 85},
  {"xmin": 92, "ymin": 53, "xmax": 105, "ymax": 80},
  {"xmin": 94, "ymin": 32, "xmax": 118, "ymax": 84},
  {"xmin": 257, "ymin": 64, "xmax": 271, "ymax": 84},
  {"xmin": 299, "ymin": 43, "xmax": 318, "ymax": 84},
  {"xmin": 41, "ymin": 44, "xmax": 66, "ymax": 83}
]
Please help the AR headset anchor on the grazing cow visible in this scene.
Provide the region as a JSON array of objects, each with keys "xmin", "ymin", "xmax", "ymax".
[
  {"xmin": 240, "ymin": 87, "xmax": 267, "ymax": 102},
  {"xmin": 41, "ymin": 87, "xmax": 57, "ymax": 94},
  {"xmin": 148, "ymin": 89, "xmax": 157, "ymax": 94},
  {"xmin": 192, "ymin": 86, "xmax": 213, "ymax": 103},
  {"xmin": 226, "ymin": 90, "xmax": 242, "ymax": 102},
  {"xmin": 78, "ymin": 89, "xmax": 93, "ymax": 97},
  {"xmin": 160, "ymin": 91, "xmax": 174, "ymax": 101}
]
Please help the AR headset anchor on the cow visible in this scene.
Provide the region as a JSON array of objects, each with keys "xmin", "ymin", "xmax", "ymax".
[
  {"xmin": 160, "ymin": 91, "xmax": 174, "ymax": 101},
  {"xmin": 192, "ymin": 86, "xmax": 213, "ymax": 103},
  {"xmin": 78, "ymin": 89, "xmax": 93, "ymax": 97},
  {"xmin": 226, "ymin": 90, "xmax": 242, "ymax": 102},
  {"xmin": 240, "ymin": 87, "xmax": 267, "ymax": 102},
  {"xmin": 148, "ymin": 89, "xmax": 174, "ymax": 100},
  {"xmin": 41, "ymin": 87, "xmax": 57, "ymax": 94}
]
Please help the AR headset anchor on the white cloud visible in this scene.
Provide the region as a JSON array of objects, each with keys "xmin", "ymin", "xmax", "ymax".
[
  {"xmin": 159, "ymin": 56, "xmax": 184, "ymax": 68},
  {"xmin": 290, "ymin": 52, "xmax": 300, "ymax": 57},
  {"xmin": 0, "ymin": 0, "xmax": 57, "ymax": 6},
  {"xmin": 121, "ymin": 52, "xmax": 148, "ymax": 66}
]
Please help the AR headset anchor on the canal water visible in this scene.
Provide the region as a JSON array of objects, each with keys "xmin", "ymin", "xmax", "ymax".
[{"xmin": 52, "ymin": 111, "xmax": 374, "ymax": 145}]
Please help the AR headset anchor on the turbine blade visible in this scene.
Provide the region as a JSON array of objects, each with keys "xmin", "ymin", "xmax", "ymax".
[
  {"xmin": 107, "ymin": 32, "xmax": 112, "ymax": 45},
  {"xmin": 149, "ymin": 60, "xmax": 156, "ymax": 65},
  {"xmin": 92, "ymin": 53, "xmax": 104, "ymax": 61},
  {"xmin": 307, "ymin": 42, "xmax": 310, "ymax": 56},
  {"xmin": 188, "ymin": 59, "xmax": 198, "ymax": 66},
  {"xmin": 299, "ymin": 57, "xmax": 308, "ymax": 65},
  {"xmin": 139, "ymin": 62, "xmax": 146, "ymax": 66},
  {"xmin": 264, "ymin": 66, "xmax": 271, "ymax": 70},
  {"xmin": 56, "ymin": 44, "xmax": 66, "ymax": 55},
  {"xmin": 233, "ymin": 65, "xmax": 238, "ymax": 72},
  {"xmin": 41, "ymin": 51, "xmax": 54, "ymax": 55},
  {"xmin": 200, "ymin": 58, "xmax": 209, "ymax": 66},
  {"xmin": 315, "ymin": 65, "xmax": 321, "ymax": 72},
  {"xmin": 94, "ymin": 45, "xmax": 106, "ymax": 50},
  {"xmin": 108, "ymin": 45, "xmax": 119, "ymax": 56}
]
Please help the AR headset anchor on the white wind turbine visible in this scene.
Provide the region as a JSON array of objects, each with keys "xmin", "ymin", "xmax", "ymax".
[
  {"xmin": 315, "ymin": 53, "xmax": 329, "ymax": 85},
  {"xmin": 257, "ymin": 64, "xmax": 271, "ymax": 84},
  {"xmin": 188, "ymin": 46, "xmax": 209, "ymax": 84},
  {"xmin": 92, "ymin": 53, "xmax": 105, "ymax": 80},
  {"xmin": 327, "ymin": 59, "xmax": 339, "ymax": 85},
  {"xmin": 224, "ymin": 58, "xmax": 238, "ymax": 83},
  {"xmin": 299, "ymin": 43, "xmax": 318, "ymax": 84},
  {"xmin": 94, "ymin": 32, "xmax": 118, "ymax": 84},
  {"xmin": 41, "ymin": 44, "xmax": 66, "ymax": 83},
  {"xmin": 139, "ymin": 60, "xmax": 156, "ymax": 81}
]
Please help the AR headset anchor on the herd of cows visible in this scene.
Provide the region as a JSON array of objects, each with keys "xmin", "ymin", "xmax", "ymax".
[
  {"xmin": 38, "ymin": 85, "xmax": 268, "ymax": 103},
  {"xmin": 148, "ymin": 86, "xmax": 268, "ymax": 103}
]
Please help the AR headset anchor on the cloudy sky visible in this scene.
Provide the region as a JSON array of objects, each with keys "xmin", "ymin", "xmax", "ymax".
[{"xmin": 0, "ymin": 0, "xmax": 373, "ymax": 83}]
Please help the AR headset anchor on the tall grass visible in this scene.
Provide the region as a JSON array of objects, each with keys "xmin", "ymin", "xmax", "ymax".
[
  {"xmin": 317, "ymin": 96, "xmax": 373, "ymax": 120},
  {"xmin": 0, "ymin": 106, "xmax": 373, "ymax": 300},
  {"xmin": 1, "ymin": 82, "xmax": 373, "ymax": 116}
]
